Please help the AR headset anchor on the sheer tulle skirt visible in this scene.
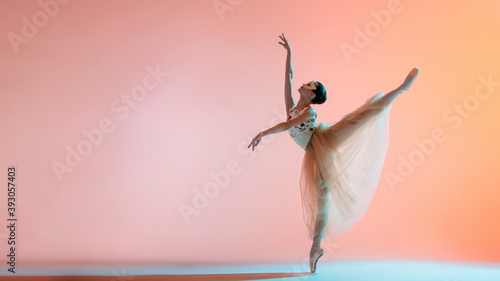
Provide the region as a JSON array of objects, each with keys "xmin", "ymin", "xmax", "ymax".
[{"xmin": 300, "ymin": 91, "xmax": 391, "ymax": 240}]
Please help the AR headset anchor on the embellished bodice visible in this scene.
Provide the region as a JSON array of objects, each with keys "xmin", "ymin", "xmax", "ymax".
[{"xmin": 287, "ymin": 106, "xmax": 317, "ymax": 150}]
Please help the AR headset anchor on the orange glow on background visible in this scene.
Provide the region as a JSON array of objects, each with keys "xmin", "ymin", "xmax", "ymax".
[{"xmin": 1, "ymin": 0, "xmax": 499, "ymax": 266}]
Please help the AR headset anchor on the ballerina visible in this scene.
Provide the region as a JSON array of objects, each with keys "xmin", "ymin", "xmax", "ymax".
[{"xmin": 248, "ymin": 33, "xmax": 419, "ymax": 274}]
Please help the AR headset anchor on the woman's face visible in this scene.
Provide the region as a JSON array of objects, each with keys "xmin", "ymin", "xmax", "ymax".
[
  {"xmin": 301, "ymin": 81, "xmax": 317, "ymax": 91},
  {"xmin": 299, "ymin": 81, "xmax": 317, "ymax": 98}
]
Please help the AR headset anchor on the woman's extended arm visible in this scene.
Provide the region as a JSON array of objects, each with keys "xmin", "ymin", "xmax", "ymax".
[
  {"xmin": 279, "ymin": 33, "xmax": 295, "ymax": 113},
  {"xmin": 247, "ymin": 108, "xmax": 316, "ymax": 151},
  {"xmin": 262, "ymin": 123, "xmax": 288, "ymax": 137},
  {"xmin": 283, "ymin": 37, "xmax": 293, "ymax": 78},
  {"xmin": 247, "ymin": 123, "xmax": 288, "ymax": 151}
]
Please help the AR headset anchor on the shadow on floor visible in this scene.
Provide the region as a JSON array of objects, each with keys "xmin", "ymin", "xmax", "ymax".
[{"xmin": 2, "ymin": 272, "xmax": 312, "ymax": 281}]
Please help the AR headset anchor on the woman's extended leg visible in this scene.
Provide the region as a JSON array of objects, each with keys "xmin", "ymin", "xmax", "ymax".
[
  {"xmin": 375, "ymin": 68, "xmax": 420, "ymax": 106},
  {"xmin": 327, "ymin": 68, "xmax": 419, "ymax": 147}
]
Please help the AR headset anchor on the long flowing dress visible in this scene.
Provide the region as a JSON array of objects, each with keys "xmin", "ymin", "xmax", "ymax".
[{"xmin": 287, "ymin": 91, "xmax": 391, "ymax": 240}]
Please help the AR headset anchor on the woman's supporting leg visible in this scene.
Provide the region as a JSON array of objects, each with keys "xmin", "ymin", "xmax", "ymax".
[
  {"xmin": 311, "ymin": 185, "xmax": 329, "ymax": 254},
  {"xmin": 309, "ymin": 180, "xmax": 329, "ymax": 273}
]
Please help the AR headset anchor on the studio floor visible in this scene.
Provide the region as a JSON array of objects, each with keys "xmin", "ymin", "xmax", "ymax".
[{"xmin": 1, "ymin": 260, "xmax": 500, "ymax": 280}]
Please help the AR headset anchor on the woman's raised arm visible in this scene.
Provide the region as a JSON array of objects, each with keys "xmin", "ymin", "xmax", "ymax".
[{"xmin": 279, "ymin": 33, "xmax": 296, "ymax": 114}]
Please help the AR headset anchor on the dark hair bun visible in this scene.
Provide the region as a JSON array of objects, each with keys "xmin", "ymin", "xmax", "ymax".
[{"xmin": 311, "ymin": 81, "xmax": 327, "ymax": 105}]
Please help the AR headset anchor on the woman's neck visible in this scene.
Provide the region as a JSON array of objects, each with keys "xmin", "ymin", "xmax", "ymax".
[{"xmin": 296, "ymin": 99, "xmax": 311, "ymax": 109}]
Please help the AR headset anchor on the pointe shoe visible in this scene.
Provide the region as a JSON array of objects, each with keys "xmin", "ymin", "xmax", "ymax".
[
  {"xmin": 400, "ymin": 67, "xmax": 420, "ymax": 91},
  {"xmin": 309, "ymin": 247, "xmax": 324, "ymax": 273},
  {"xmin": 409, "ymin": 67, "xmax": 420, "ymax": 78}
]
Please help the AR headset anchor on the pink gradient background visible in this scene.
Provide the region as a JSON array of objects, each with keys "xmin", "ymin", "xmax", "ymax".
[{"xmin": 1, "ymin": 0, "xmax": 499, "ymax": 266}]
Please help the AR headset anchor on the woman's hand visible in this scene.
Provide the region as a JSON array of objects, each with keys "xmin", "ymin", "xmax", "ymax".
[
  {"xmin": 279, "ymin": 33, "xmax": 291, "ymax": 51},
  {"xmin": 247, "ymin": 131, "xmax": 264, "ymax": 151}
]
